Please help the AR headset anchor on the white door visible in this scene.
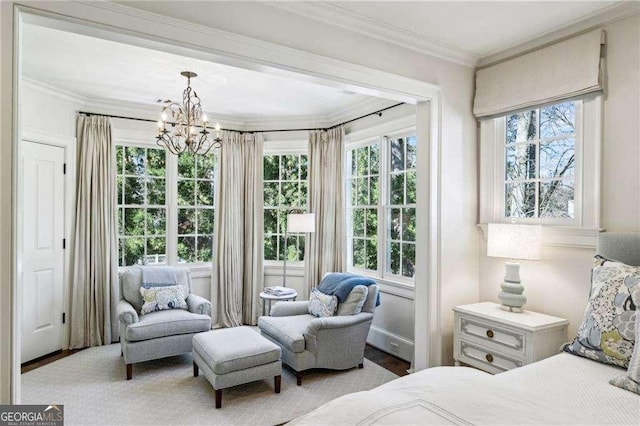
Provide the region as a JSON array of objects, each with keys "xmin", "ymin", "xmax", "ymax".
[{"xmin": 20, "ymin": 141, "xmax": 66, "ymax": 363}]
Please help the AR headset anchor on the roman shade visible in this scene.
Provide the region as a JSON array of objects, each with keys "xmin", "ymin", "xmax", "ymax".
[{"xmin": 473, "ymin": 29, "xmax": 605, "ymax": 118}]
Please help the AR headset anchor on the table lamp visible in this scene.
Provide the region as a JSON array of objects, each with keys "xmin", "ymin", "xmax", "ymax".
[
  {"xmin": 487, "ymin": 223, "xmax": 542, "ymax": 312},
  {"xmin": 283, "ymin": 213, "xmax": 315, "ymax": 287}
]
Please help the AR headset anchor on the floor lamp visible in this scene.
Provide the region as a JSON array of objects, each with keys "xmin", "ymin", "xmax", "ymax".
[{"xmin": 283, "ymin": 213, "xmax": 315, "ymax": 288}]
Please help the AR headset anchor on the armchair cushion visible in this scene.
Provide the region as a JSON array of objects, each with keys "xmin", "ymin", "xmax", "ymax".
[
  {"xmin": 258, "ymin": 314, "xmax": 316, "ymax": 353},
  {"xmin": 187, "ymin": 293, "xmax": 212, "ymax": 317},
  {"xmin": 117, "ymin": 300, "xmax": 139, "ymax": 326},
  {"xmin": 336, "ymin": 285, "xmax": 368, "ymax": 316},
  {"xmin": 125, "ymin": 309, "xmax": 211, "ymax": 342},
  {"xmin": 308, "ymin": 289, "xmax": 338, "ymax": 317},
  {"xmin": 120, "ymin": 266, "xmax": 192, "ymax": 313}
]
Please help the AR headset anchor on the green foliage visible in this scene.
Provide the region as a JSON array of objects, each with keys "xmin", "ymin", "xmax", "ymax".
[{"xmin": 262, "ymin": 154, "xmax": 309, "ymax": 261}]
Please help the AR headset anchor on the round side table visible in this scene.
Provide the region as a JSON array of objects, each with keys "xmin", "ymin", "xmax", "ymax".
[{"xmin": 259, "ymin": 290, "xmax": 298, "ymax": 316}]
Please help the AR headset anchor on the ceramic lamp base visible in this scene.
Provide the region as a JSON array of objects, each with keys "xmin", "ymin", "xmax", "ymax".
[{"xmin": 498, "ymin": 261, "xmax": 527, "ymax": 313}]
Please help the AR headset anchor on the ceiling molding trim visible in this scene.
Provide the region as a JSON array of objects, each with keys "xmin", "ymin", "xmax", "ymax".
[
  {"xmin": 20, "ymin": 77, "xmax": 86, "ymax": 105},
  {"xmin": 22, "ymin": 77, "xmax": 409, "ymax": 133},
  {"xmin": 478, "ymin": 1, "xmax": 640, "ymax": 68},
  {"xmin": 268, "ymin": 2, "xmax": 478, "ymax": 68}
]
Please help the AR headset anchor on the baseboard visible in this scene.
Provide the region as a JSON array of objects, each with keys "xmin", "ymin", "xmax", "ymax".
[{"xmin": 367, "ymin": 326, "xmax": 413, "ymax": 362}]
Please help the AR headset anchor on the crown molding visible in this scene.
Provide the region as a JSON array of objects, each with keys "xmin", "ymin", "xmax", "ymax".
[
  {"xmin": 22, "ymin": 76, "xmax": 406, "ymax": 133},
  {"xmin": 478, "ymin": 1, "xmax": 640, "ymax": 68},
  {"xmin": 20, "ymin": 77, "xmax": 86, "ymax": 105},
  {"xmin": 267, "ymin": 2, "xmax": 478, "ymax": 68}
]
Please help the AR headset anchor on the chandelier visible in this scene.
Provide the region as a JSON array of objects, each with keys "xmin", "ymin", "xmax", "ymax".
[{"xmin": 156, "ymin": 71, "xmax": 222, "ymax": 155}]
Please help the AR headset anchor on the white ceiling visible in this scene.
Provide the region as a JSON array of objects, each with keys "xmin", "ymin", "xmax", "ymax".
[
  {"xmin": 272, "ymin": 1, "xmax": 624, "ymax": 64},
  {"xmin": 21, "ymin": 23, "xmax": 382, "ymax": 120}
]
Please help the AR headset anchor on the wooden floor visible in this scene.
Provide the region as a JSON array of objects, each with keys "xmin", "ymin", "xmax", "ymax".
[{"xmin": 22, "ymin": 344, "xmax": 410, "ymax": 377}]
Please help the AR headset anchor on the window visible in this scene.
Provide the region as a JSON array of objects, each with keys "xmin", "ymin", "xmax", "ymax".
[
  {"xmin": 503, "ymin": 101, "xmax": 577, "ymax": 220},
  {"xmin": 263, "ymin": 154, "xmax": 308, "ymax": 262},
  {"xmin": 177, "ymin": 153, "xmax": 216, "ymax": 263},
  {"xmin": 116, "ymin": 145, "xmax": 217, "ymax": 266},
  {"xmin": 116, "ymin": 146, "xmax": 167, "ymax": 266},
  {"xmin": 479, "ymin": 95, "xmax": 603, "ymax": 246},
  {"xmin": 346, "ymin": 133, "xmax": 416, "ymax": 283}
]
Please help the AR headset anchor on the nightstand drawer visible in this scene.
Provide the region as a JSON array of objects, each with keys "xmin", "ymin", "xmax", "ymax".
[
  {"xmin": 459, "ymin": 340, "xmax": 523, "ymax": 373},
  {"xmin": 459, "ymin": 316, "xmax": 525, "ymax": 354}
]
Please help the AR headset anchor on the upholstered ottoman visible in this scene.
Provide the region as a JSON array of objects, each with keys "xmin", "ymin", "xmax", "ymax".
[{"xmin": 192, "ymin": 326, "xmax": 282, "ymax": 408}]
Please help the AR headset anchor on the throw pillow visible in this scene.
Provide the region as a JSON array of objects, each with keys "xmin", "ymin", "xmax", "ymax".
[
  {"xmin": 610, "ymin": 309, "xmax": 640, "ymax": 394},
  {"xmin": 564, "ymin": 255, "xmax": 640, "ymax": 368},
  {"xmin": 140, "ymin": 285, "xmax": 188, "ymax": 315},
  {"xmin": 336, "ymin": 285, "xmax": 369, "ymax": 315},
  {"xmin": 308, "ymin": 288, "xmax": 338, "ymax": 318}
]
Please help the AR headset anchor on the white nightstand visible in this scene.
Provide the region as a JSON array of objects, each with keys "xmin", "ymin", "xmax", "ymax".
[{"xmin": 453, "ymin": 302, "xmax": 568, "ymax": 374}]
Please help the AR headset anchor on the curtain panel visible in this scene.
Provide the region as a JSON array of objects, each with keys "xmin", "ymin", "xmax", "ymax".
[
  {"xmin": 474, "ymin": 29, "xmax": 605, "ymax": 118},
  {"xmin": 304, "ymin": 127, "xmax": 346, "ymax": 297},
  {"xmin": 213, "ymin": 131, "xmax": 264, "ymax": 327},
  {"xmin": 69, "ymin": 115, "xmax": 118, "ymax": 348}
]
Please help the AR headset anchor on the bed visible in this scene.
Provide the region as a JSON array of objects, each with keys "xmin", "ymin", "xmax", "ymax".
[{"xmin": 290, "ymin": 233, "xmax": 640, "ymax": 425}]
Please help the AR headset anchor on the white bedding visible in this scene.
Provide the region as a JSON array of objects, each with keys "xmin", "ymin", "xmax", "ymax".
[{"xmin": 289, "ymin": 353, "xmax": 639, "ymax": 425}]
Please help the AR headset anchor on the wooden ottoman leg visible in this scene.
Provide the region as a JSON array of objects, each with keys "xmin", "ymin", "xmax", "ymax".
[
  {"xmin": 193, "ymin": 362, "xmax": 199, "ymax": 377},
  {"xmin": 275, "ymin": 375, "xmax": 281, "ymax": 393},
  {"xmin": 358, "ymin": 363, "xmax": 364, "ymax": 369},
  {"xmin": 215, "ymin": 389, "xmax": 222, "ymax": 409},
  {"xmin": 296, "ymin": 371, "xmax": 303, "ymax": 386},
  {"xmin": 126, "ymin": 363, "xmax": 132, "ymax": 380}
]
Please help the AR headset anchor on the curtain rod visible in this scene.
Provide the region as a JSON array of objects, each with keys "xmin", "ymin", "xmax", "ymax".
[{"xmin": 77, "ymin": 102, "xmax": 406, "ymax": 134}]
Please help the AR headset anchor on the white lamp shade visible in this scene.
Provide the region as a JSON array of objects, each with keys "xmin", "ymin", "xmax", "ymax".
[
  {"xmin": 487, "ymin": 223, "xmax": 542, "ymax": 260},
  {"xmin": 287, "ymin": 213, "xmax": 315, "ymax": 233}
]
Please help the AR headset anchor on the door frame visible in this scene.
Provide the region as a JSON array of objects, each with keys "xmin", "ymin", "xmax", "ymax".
[
  {"xmin": 5, "ymin": 2, "xmax": 442, "ymax": 402},
  {"xmin": 19, "ymin": 130, "xmax": 76, "ymax": 356}
]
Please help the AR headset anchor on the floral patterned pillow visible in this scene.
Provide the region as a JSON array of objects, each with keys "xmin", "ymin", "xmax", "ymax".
[
  {"xmin": 564, "ymin": 256, "xmax": 640, "ymax": 368},
  {"xmin": 308, "ymin": 288, "xmax": 338, "ymax": 318},
  {"xmin": 610, "ymin": 309, "xmax": 640, "ymax": 394},
  {"xmin": 140, "ymin": 285, "xmax": 188, "ymax": 315}
]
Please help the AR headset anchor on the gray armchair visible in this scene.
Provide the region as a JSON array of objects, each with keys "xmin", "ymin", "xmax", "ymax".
[
  {"xmin": 258, "ymin": 285, "xmax": 378, "ymax": 385},
  {"xmin": 117, "ymin": 266, "xmax": 212, "ymax": 380}
]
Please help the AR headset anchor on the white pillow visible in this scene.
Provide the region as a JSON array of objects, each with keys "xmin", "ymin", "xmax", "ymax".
[
  {"xmin": 336, "ymin": 285, "xmax": 369, "ymax": 315},
  {"xmin": 140, "ymin": 285, "xmax": 188, "ymax": 315}
]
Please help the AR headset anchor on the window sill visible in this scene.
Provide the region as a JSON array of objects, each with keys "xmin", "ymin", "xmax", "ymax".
[
  {"xmin": 346, "ymin": 268, "xmax": 415, "ymax": 299},
  {"xmin": 117, "ymin": 263, "xmax": 213, "ymax": 278},
  {"xmin": 263, "ymin": 262, "xmax": 305, "ymax": 277},
  {"xmin": 477, "ymin": 224, "xmax": 604, "ymax": 248}
]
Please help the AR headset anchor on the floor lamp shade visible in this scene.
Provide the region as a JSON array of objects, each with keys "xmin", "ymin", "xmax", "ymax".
[
  {"xmin": 283, "ymin": 213, "xmax": 315, "ymax": 288},
  {"xmin": 487, "ymin": 223, "xmax": 542, "ymax": 312},
  {"xmin": 287, "ymin": 213, "xmax": 316, "ymax": 233}
]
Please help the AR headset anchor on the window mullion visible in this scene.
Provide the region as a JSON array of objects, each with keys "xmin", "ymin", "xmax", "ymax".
[
  {"xmin": 166, "ymin": 150, "xmax": 178, "ymax": 265},
  {"xmin": 379, "ymin": 136, "xmax": 388, "ymax": 280}
]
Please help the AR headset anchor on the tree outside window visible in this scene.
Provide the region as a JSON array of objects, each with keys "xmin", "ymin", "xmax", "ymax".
[
  {"xmin": 505, "ymin": 101, "xmax": 576, "ymax": 219},
  {"xmin": 263, "ymin": 154, "xmax": 308, "ymax": 262},
  {"xmin": 346, "ymin": 133, "xmax": 416, "ymax": 283},
  {"xmin": 116, "ymin": 146, "xmax": 167, "ymax": 266}
]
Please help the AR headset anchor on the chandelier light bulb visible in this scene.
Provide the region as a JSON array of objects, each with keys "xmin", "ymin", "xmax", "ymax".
[
  {"xmin": 161, "ymin": 111, "xmax": 168, "ymax": 122},
  {"xmin": 202, "ymin": 113, "xmax": 208, "ymax": 123},
  {"xmin": 215, "ymin": 122, "xmax": 221, "ymax": 132}
]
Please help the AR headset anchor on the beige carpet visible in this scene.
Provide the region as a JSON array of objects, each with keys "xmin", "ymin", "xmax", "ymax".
[{"xmin": 22, "ymin": 343, "xmax": 398, "ymax": 425}]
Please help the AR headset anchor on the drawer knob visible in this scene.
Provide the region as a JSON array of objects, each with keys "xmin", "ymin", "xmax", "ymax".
[
  {"xmin": 485, "ymin": 353, "xmax": 494, "ymax": 363},
  {"xmin": 486, "ymin": 329, "xmax": 494, "ymax": 338}
]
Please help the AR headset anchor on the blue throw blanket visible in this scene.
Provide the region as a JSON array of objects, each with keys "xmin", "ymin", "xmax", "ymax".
[{"xmin": 317, "ymin": 273, "xmax": 380, "ymax": 306}]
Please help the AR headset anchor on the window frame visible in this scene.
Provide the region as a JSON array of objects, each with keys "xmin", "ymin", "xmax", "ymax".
[
  {"xmin": 116, "ymin": 141, "xmax": 219, "ymax": 267},
  {"xmin": 346, "ymin": 127, "xmax": 417, "ymax": 286},
  {"xmin": 495, "ymin": 100, "xmax": 583, "ymax": 226},
  {"xmin": 479, "ymin": 94, "xmax": 603, "ymax": 246},
  {"xmin": 262, "ymin": 146, "xmax": 309, "ymax": 266}
]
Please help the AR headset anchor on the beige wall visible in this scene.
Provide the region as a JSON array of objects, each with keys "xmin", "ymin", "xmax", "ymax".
[{"xmin": 479, "ymin": 14, "xmax": 640, "ymax": 339}]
